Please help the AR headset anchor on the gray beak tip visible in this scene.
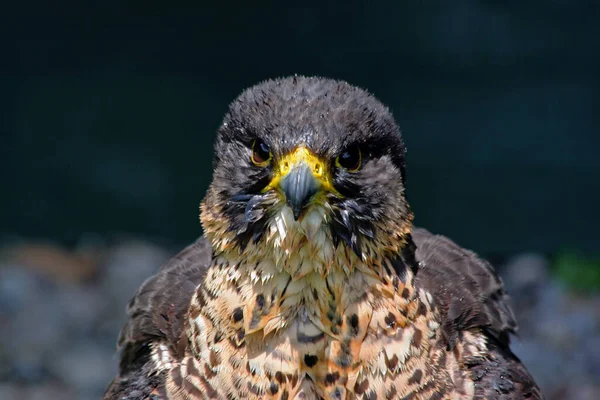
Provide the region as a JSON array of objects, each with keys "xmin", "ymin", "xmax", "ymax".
[{"xmin": 291, "ymin": 204, "xmax": 303, "ymax": 221}]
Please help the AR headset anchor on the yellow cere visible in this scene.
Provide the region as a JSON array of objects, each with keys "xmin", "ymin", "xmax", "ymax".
[{"xmin": 263, "ymin": 146, "xmax": 341, "ymax": 198}]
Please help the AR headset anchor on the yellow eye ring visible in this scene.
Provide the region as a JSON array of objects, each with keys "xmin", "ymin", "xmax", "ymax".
[
  {"xmin": 251, "ymin": 139, "xmax": 272, "ymax": 166},
  {"xmin": 336, "ymin": 145, "xmax": 362, "ymax": 172}
]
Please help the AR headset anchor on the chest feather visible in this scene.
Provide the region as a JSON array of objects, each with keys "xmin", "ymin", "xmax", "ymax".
[{"xmin": 170, "ymin": 247, "xmax": 476, "ymax": 399}]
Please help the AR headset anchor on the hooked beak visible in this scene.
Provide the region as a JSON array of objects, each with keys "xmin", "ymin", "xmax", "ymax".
[
  {"xmin": 280, "ymin": 163, "xmax": 318, "ymax": 220},
  {"xmin": 263, "ymin": 146, "xmax": 339, "ymax": 220}
]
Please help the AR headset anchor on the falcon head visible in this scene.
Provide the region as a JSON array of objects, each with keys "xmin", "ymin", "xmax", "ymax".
[{"xmin": 201, "ymin": 76, "xmax": 412, "ymax": 262}]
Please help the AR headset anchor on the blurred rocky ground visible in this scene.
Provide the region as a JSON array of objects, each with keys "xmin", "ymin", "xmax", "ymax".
[{"xmin": 0, "ymin": 237, "xmax": 598, "ymax": 400}]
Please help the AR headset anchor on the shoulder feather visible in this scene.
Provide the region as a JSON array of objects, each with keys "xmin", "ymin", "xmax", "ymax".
[
  {"xmin": 103, "ymin": 237, "xmax": 212, "ymax": 399},
  {"xmin": 412, "ymin": 227, "xmax": 516, "ymax": 349},
  {"xmin": 412, "ymin": 228, "xmax": 542, "ymax": 399}
]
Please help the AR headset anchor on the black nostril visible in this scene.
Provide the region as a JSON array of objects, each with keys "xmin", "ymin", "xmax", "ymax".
[{"xmin": 280, "ymin": 164, "xmax": 318, "ymax": 220}]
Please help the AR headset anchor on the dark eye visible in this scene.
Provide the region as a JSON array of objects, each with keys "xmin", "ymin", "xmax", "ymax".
[
  {"xmin": 251, "ymin": 139, "xmax": 272, "ymax": 166},
  {"xmin": 336, "ymin": 145, "xmax": 362, "ymax": 172}
]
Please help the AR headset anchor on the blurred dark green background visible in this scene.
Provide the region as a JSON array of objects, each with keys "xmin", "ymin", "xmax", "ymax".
[{"xmin": 2, "ymin": 1, "xmax": 599, "ymax": 254}]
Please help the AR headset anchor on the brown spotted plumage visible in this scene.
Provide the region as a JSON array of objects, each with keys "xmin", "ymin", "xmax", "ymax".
[{"xmin": 103, "ymin": 76, "xmax": 542, "ymax": 399}]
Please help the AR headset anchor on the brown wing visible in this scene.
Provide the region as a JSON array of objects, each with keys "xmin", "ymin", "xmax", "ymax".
[
  {"xmin": 412, "ymin": 228, "xmax": 543, "ymax": 399},
  {"xmin": 102, "ymin": 237, "xmax": 212, "ymax": 400}
]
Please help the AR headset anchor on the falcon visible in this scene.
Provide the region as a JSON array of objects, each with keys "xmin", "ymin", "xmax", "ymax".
[{"xmin": 103, "ymin": 76, "xmax": 542, "ymax": 399}]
